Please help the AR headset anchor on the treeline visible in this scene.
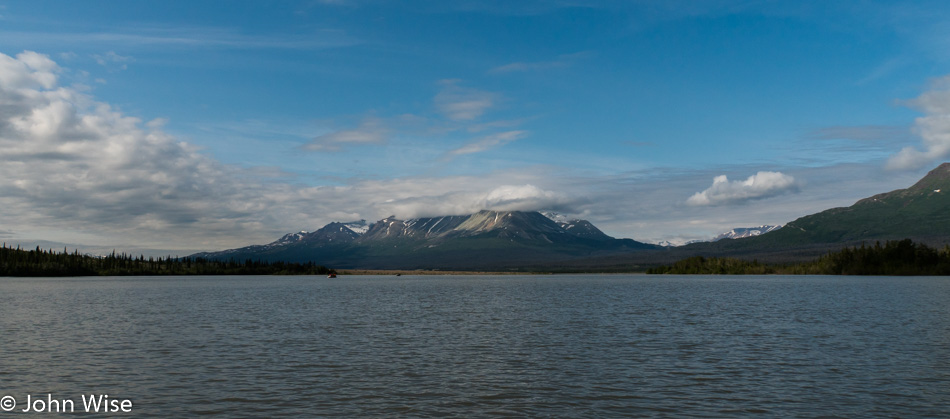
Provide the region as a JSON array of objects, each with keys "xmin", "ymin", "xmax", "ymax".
[
  {"xmin": 647, "ymin": 239, "xmax": 950, "ymax": 275},
  {"xmin": 0, "ymin": 244, "xmax": 335, "ymax": 277}
]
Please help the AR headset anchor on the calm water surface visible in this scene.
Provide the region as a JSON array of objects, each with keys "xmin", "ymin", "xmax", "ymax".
[{"xmin": 1, "ymin": 275, "xmax": 949, "ymax": 417}]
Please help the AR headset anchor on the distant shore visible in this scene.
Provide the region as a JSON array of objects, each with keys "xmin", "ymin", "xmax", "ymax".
[{"xmin": 338, "ymin": 269, "xmax": 542, "ymax": 276}]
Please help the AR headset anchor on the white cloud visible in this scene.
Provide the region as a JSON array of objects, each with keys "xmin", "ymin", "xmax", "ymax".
[
  {"xmin": 0, "ymin": 51, "xmax": 59, "ymax": 89},
  {"xmin": 434, "ymin": 80, "xmax": 496, "ymax": 121},
  {"xmin": 887, "ymin": 75, "xmax": 950, "ymax": 170},
  {"xmin": 303, "ymin": 117, "xmax": 388, "ymax": 151},
  {"xmin": 374, "ymin": 183, "xmax": 574, "ymax": 220},
  {"xmin": 446, "ymin": 130, "xmax": 527, "ymax": 157},
  {"xmin": 478, "ymin": 184, "xmax": 569, "ymax": 211},
  {"xmin": 687, "ymin": 171, "xmax": 798, "ymax": 206},
  {"xmin": 0, "ymin": 50, "xmax": 281, "ymax": 247}
]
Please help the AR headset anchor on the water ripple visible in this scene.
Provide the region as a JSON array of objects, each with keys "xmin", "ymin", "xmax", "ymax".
[{"xmin": 1, "ymin": 275, "xmax": 949, "ymax": 416}]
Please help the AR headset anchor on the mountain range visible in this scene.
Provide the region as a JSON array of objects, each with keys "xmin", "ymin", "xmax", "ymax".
[
  {"xmin": 192, "ymin": 210, "xmax": 657, "ymax": 270},
  {"xmin": 194, "ymin": 163, "xmax": 950, "ymax": 271}
]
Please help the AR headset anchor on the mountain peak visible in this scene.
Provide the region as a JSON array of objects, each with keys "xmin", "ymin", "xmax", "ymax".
[
  {"xmin": 909, "ymin": 162, "xmax": 950, "ymax": 192},
  {"xmin": 855, "ymin": 162, "xmax": 950, "ymax": 205}
]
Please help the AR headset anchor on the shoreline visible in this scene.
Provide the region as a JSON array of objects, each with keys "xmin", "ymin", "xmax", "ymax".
[{"xmin": 337, "ymin": 269, "xmax": 545, "ymax": 276}]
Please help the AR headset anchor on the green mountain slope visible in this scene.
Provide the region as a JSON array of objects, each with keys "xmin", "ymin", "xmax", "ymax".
[
  {"xmin": 571, "ymin": 163, "xmax": 950, "ymax": 270},
  {"xmin": 684, "ymin": 163, "xmax": 950, "ymax": 261},
  {"xmin": 760, "ymin": 163, "xmax": 950, "ymax": 246}
]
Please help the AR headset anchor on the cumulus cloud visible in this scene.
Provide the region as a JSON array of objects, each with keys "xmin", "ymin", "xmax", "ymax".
[
  {"xmin": 434, "ymin": 79, "xmax": 496, "ymax": 121},
  {"xmin": 445, "ymin": 130, "xmax": 527, "ymax": 157},
  {"xmin": 0, "ymin": 50, "xmax": 59, "ymax": 89},
  {"xmin": 887, "ymin": 75, "xmax": 950, "ymax": 170},
  {"xmin": 302, "ymin": 117, "xmax": 388, "ymax": 151},
  {"xmin": 0, "ymin": 50, "xmax": 285, "ymax": 247},
  {"xmin": 687, "ymin": 171, "xmax": 798, "ymax": 206}
]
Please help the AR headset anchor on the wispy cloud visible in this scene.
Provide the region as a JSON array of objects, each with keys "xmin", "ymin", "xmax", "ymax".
[
  {"xmin": 687, "ymin": 171, "xmax": 798, "ymax": 206},
  {"xmin": 808, "ymin": 125, "xmax": 910, "ymax": 141},
  {"xmin": 856, "ymin": 57, "xmax": 908, "ymax": 85},
  {"xmin": 445, "ymin": 130, "xmax": 528, "ymax": 157},
  {"xmin": 0, "ymin": 25, "xmax": 359, "ymax": 51},
  {"xmin": 92, "ymin": 51, "xmax": 134, "ymax": 71},
  {"xmin": 489, "ymin": 51, "xmax": 592, "ymax": 74},
  {"xmin": 434, "ymin": 79, "xmax": 497, "ymax": 121},
  {"xmin": 303, "ymin": 118, "xmax": 388, "ymax": 152},
  {"xmin": 887, "ymin": 75, "xmax": 950, "ymax": 170},
  {"xmin": 301, "ymin": 80, "xmax": 523, "ymax": 157}
]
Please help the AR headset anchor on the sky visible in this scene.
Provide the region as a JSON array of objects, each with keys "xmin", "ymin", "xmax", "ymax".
[{"xmin": 2, "ymin": 0, "xmax": 950, "ymax": 253}]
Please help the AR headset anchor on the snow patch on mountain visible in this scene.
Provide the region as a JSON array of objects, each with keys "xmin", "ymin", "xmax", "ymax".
[
  {"xmin": 655, "ymin": 238, "xmax": 707, "ymax": 247},
  {"xmin": 713, "ymin": 225, "xmax": 783, "ymax": 241},
  {"xmin": 541, "ymin": 211, "xmax": 569, "ymax": 223},
  {"xmin": 274, "ymin": 231, "xmax": 308, "ymax": 245},
  {"xmin": 343, "ymin": 220, "xmax": 369, "ymax": 235}
]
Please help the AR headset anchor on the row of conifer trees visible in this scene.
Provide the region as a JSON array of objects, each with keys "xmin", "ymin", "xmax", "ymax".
[
  {"xmin": 648, "ymin": 239, "xmax": 950, "ymax": 275},
  {"xmin": 0, "ymin": 244, "xmax": 334, "ymax": 276}
]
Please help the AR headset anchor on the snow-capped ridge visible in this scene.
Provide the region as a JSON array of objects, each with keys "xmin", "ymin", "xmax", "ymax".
[
  {"xmin": 343, "ymin": 220, "xmax": 369, "ymax": 235},
  {"xmin": 713, "ymin": 225, "xmax": 783, "ymax": 241}
]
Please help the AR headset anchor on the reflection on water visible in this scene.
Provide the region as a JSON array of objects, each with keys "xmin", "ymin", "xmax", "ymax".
[{"xmin": 1, "ymin": 275, "xmax": 949, "ymax": 416}]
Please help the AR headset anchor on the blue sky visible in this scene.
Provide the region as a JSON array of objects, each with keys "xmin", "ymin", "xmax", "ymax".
[{"xmin": 2, "ymin": 0, "xmax": 950, "ymax": 252}]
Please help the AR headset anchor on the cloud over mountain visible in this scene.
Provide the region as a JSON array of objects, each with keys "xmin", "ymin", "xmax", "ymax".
[
  {"xmin": 687, "ymin": 171, "xmax": 798, "ymax": 206},
  {"xmin": 374, "ymin": 183, "xmax": 573, "ymax": 220},
  {"xmin": 888, "ymin": 75, "xmax": 950, "ymax": 170}
]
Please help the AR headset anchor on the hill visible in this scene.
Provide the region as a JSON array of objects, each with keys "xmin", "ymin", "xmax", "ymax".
[{"xmin": 713, "ymin": 163, "xmax": 950, "ymax": 255}]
